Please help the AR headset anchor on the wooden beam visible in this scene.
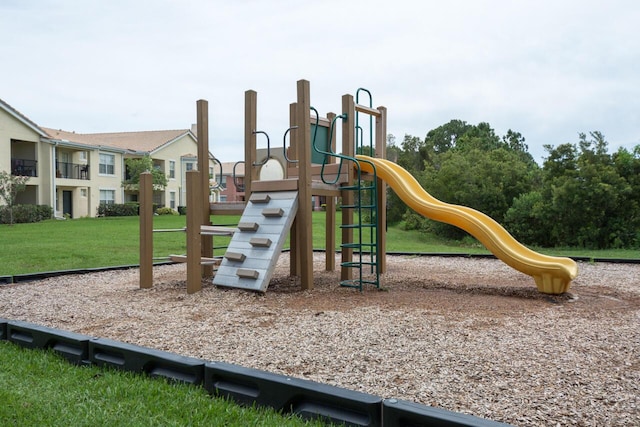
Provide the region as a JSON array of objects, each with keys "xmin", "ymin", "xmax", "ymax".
[
  {"xmin": 289, "ymin": 102, "xmax": 299, "ymax": 277},
  {"xmin": 139, "ymin": 172, "xmax": 153, "ymax": 289},
  {"xmin": 197, "ymin": 99, "xmax": 213, "ymax": 277},
  {"xmin": 186, "ymin": 170, "xmax": 202, "ymax": 294},
  {"xmin": 376, "ymin": 105, "xmax": 388, "ymax": 274},
  {"xmin": 244, "ymin": 90, "xmax": 257, "ymax": 197},
  {"xmin": 296, "ymin": 79, "xmax": 313, "ymax": 290},
  {"xmin": 355, "ymin": 103, "xmax": 382, "ymax": 117}
]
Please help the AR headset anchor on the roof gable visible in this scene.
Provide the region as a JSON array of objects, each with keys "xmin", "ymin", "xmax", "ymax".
[{"xmin": 0, "ymin": 98, "xmax": 47, "ymax": 137}]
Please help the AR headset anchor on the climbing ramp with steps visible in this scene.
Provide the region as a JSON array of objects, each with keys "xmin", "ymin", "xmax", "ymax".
[{"xmin": 212, "ymin": 191, "xmax": 298, "ymax": 292}]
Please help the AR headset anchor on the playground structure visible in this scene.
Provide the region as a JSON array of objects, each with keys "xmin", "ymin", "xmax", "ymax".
[{"xmin": 139, "ymin": 79, "xmax": 578, "ymax": 295}]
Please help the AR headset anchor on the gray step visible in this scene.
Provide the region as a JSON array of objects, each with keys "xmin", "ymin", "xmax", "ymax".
[{"xmin": 213, "ymin": 191, "xmax": 298, "ymax": 292}]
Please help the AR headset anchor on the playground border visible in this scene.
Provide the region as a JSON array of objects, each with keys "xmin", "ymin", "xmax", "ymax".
[
  {"xmin": 1, "ymin": 253, "xmax": 638, "ymax": 286},
  {"xmin": 0, "ymin": 317, "xmax": 512, "ymax": 426}
]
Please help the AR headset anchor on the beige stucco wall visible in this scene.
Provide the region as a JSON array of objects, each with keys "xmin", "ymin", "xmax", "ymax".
[{"xmin": 0, "ymin": 108, "xmax": 49, "ymax": 207}]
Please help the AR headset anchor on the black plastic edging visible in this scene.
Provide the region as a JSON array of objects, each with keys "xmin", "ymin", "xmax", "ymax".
[
  {"xmin": 382, "ymin": 398, "xmax": 512, "ymax": 427},
  {"xmin": 0, "ymin": 319, "xmax": 516, "ymax": 426},
  {"xmin": 8, "ymin": 262, "xmax": 175, "ymax": 284},
  {"xmin": 0, "ymin": 318, "xmax": 8, "ymax": 340},
  {"xmin": 205, "ymin": 360, "xmax": 382, "ymax": 426},
  {"xmin": 6, "ymin": 320, "xmax": 91, "ymax": 365},
  {"xmin": 88, "ymin": 337, "xmax": 205, "ymax": 386}
]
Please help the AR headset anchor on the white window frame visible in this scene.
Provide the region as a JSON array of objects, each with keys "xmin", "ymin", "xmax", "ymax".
[
  {"xmin": 169, "ymin": 191, "xmax": 176, "ymax": 209},
  {"xmin": 169, "ymin": 160, "xmax": 176, "ymax": 179},
  {"xmin": 99, "ymin": 188, "xmax": 116, "ymax": 205},
  {"xmin": 99, "ymin": 153, "xmax": 116, "ymax": 176}
]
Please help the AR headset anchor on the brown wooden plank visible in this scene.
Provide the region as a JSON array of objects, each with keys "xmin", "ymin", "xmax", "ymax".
[
  {"xmin": 200, "ymin": 225, "xmax": 236, "ymax": 236},
  {"xmin": 251, "ymin": 179, "xmax": 298, "ymax": 192},
  {"xmin": 355, "ymin": 103, "xmax": 382, "ymax": 117}
]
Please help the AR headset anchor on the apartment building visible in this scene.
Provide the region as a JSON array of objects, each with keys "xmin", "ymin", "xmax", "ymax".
[{"xmin": 1, "ymin": 98, "xmax": 216, "ymax": 218}]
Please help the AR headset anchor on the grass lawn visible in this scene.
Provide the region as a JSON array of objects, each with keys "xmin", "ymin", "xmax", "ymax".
[
  {"xmin": 0, "ymin": 341, "xmax": 325, "ymax": 427},
  {"xmin": 0, "ymin": 213, "xmax": 637, "ymax": 276}
]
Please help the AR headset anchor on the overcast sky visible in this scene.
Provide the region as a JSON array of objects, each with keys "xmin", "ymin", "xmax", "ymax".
[{"xmin": 2, "ymin": 0, "xmax": 638, "ymax": 163}]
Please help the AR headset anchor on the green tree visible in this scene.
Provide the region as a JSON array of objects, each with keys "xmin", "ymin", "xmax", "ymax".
[
  {"xmin": 507, "ymin": 132, "xmax": 638, "ymax": 249},
  {"xmin": 0, "ymin": 170, "xmax": 30, "ymax": 226},
  {"xmin": 122, "ymin": 156, "xmax": 168, "ymax": 191},
  {"xmin": 400, "ymin": 122, "xmax": 539, "ymax": 239}
]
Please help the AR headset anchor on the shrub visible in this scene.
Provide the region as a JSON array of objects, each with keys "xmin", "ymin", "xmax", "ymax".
[
  {"xmin": 177, "ymin": 206, "xmax": 187, "ymax": 215},
  {"xmin": 156, "ymin": 207, "xmax": 179, "ymax": 216},
  {"xmin": 0, "ymin": 204, "xmax": 53, "ymax": 224},
  {"xmin": 97, "ymin": 203, "xmax": 139, "ymax": 217}
]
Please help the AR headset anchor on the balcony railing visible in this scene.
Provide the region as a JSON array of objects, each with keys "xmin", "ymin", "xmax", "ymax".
[
  {"xmin": 11, "ymin": 158, "xmax": 37, "ymax": 177},
  {"xmin": 56, "ymin": 162, "xmax": 90, "ymax": 180}
]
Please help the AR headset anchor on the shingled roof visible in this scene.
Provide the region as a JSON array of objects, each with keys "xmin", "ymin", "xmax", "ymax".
[{"xmin": 41, "ymin": 127, "xmax": 193, "ymax": 153}]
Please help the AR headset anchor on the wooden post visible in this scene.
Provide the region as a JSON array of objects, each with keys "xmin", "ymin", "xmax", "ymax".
[
  {"xmin": 197, "ymin": 100, "xmax": 213, "ymax": 277},
  {"xmin": 376, "ymin": 106, "xmax": 387, "ymax": 274},
  {"xmin": 186, "ymin": 170, "xmax": 202, "ymax": 294},
  {"xmin": 288, "ymin": 102, "xmax": 300, "ymax": 277},
  {"xmin": 244, "ymin": 90, "xmax": 258, "ymax": 198},
  {"xmin": 325, "ymin": 111, "xmax": 337, "ymax": 271},
  {"xmin": 296, "ymin": 80, "xmax": 313, "ymax": 290},
  {"xmin": 139, "ymin": 172, "xmax": 153, "ymax": 288},
  {"xmin": 341, "ymin": 94, "xmax": 355, "ymax": 281}
]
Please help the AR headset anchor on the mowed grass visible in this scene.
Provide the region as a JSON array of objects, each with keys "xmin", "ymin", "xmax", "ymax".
[
  {"xmin": 1, "ymin": 212, "xmax": 637, "ymax": 276},
  {"xmin": 0, "ymin": 342, "xmax": 326, "ymax": 427}
]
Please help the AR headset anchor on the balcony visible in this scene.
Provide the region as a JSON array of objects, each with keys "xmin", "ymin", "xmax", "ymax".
[
  {"xmin": 56, "ymin": 161, "xmax": 90, "ymax": 180},
  {"xmin": 11, "ymin": 158, "xmax": 38, "ymax": 177}
]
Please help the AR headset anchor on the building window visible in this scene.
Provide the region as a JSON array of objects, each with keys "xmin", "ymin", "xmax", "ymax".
[
  {"xmin": 185, "ymin": 162, "xmax": 194, "ymax": 171},
  {"xmin": 79, "ymin": 151, "xmax": 87, "ymax": 161},
  {"xmin": 220, "ymin": 175, "xmax": 227, "ymax": 189},
  {"xmin": 99, "ymin": 153, "xmax": 115, "ymax": 175},
  {"xmin": 99, "ymin": 189, "xmax": 115, "ymax": 205},
  {"xmin": 169, "ymin": 161, "xmax": 176, "ymax": 179},
  {"xmin": 80, "ymin": 188, "xmax": 87, "ymax": 198},
  {"xmin": 209, "ymin": 166, "xmax": 214, "ymax": 179},
  {"xmin": 169, "ymin": 191, "xmax": 176, "ymax": 209}
]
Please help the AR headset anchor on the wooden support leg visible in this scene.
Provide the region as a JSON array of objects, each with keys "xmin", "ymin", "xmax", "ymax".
[
  {"xmin": 187, "ymin": 170, "xmax": 202, "ymax": 294},
  {"xmin": 139, "ymin": 172, "xmax": 153, "ymax": 289}
]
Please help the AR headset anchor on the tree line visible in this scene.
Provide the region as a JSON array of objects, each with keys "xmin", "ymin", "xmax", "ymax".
[{"xmin": 385, "ymin": 120, "xmax": 640, "ymax": 250}]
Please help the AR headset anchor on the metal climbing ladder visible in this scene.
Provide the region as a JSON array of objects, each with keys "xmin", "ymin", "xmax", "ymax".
[
  {"xmin": 339, "ymin": 163, "xmax": 380, "ymax": 290},
  {"xmin": 312, "ymin": 93, "xmax": 381, "ymax": 291},
  {"xmin": 213, "ymin": 191, "xmax": 298, "ymax": 292}
]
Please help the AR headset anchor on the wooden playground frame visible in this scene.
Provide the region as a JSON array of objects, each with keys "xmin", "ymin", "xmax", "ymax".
[{"xmin": 140, "ymin": 79, "xmax": 388, "ymax": 293}]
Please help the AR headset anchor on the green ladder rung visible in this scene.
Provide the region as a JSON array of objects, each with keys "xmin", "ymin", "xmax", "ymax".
[
  {"xmin": 339, "ymin": 280, "xmax": 362, "ymax": 289},
  {"xmin": 341, "ymin": 243, "xmax": 364, "ymax": 249},
  {"xmin": 340, "ymin": 261, "xmax": 364, "ymax": 268},
  {"xmin": 340, "ymin": 222, "xmax": 376, "ymax": 229},
  {"xmin": 340, "ymin": 279, "xmax": 379, "ymax": 288}
]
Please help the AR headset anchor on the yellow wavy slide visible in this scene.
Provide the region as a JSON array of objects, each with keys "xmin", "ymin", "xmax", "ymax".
[{"xmin": 356, "ymin": 155, "xmax": 578, "ymax": 294}]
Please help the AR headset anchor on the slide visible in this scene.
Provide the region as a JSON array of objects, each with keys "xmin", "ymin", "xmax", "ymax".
[{"xmin": 356, "ymin": 155, "xmax": 578, "ymax": 294}]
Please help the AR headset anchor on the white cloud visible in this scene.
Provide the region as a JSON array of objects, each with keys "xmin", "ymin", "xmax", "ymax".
[{"xmin": 1, "ymin": 0, "xmax": 638, "ymax": 162}]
